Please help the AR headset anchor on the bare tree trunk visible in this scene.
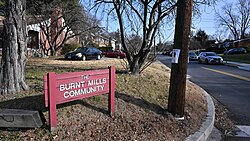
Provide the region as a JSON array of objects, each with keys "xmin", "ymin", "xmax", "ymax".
[
  {"xmin": 129, "ymin": 50, "xmax": 150, "ymax": 75},
  {"xmin": 0, "ymin": 0, "xmax": 29, "ymax": 94},
  {"xmin": 51, "ymin": 45, "xmax": 56, "ymax": 56},
  {"xmin": 130, "ymin": 56, "xmax": 140, "ymax": 75}
]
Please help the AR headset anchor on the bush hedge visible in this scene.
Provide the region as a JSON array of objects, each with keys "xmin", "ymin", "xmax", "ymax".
[
  {"xmin": 243, "ymin": 45, "xmax": 250, "ymax": 53},
  {"xmin": 61, "ymin": 43, "xmax": 80, "ymax": 55},
  {"xmin": 205, "ymin": 47, "xmax": 226, "ymax": 54},
  {"xmin": 98, "ymin": 46, "xmax": 113, "ymax": 52}
]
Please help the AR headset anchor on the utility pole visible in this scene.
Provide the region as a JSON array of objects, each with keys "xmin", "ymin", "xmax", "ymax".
[{"xmin": 168, "ymin": 0, "xmax": 193, "ymax": 117}]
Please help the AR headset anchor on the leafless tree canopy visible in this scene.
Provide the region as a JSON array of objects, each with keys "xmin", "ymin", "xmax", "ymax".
[
  {"xmin": 91, "ymin": 0, "xmax": 177, "ymax": 74},
  {"xmin": 83, "ymin": 0, "xmax": 217, "ymax": 74},
  {"xmin": 125, "ymin": 34, "xmax": 143, "ymax": 56},
  {"xmin": 215, "ymin": 0, "xmax": 250, "ymax": 40}
]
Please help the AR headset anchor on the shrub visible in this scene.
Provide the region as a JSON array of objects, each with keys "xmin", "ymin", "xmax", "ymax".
[
  {"xmin": 206, "ymin": 47, "xmax": 226, "ymax": 54},
  {"xmin": 86, "ymin": 42, "xmax": 99, "ymax": 48},
  {"xmin": 243, "ymin": 45, "xmax": 250, "ymax": 53},
  {"xmin": 98, "ymin": 46, "xmax": 113, "ymax": 52},
  {"xmin": 61, "ymin": 43, "xmax": 80, "ymax": 55}
]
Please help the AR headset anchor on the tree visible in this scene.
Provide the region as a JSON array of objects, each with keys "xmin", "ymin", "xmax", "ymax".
[
  {"xmin": 215, "ymin": 0, "xmax": 250, "ymax": 40},
  {"xmin": 93, "ymin": 0, "xmax": 177, "ymax": 75},
  {"xmin": 109, "ymin": 30, "xmax": 121, "ymax": 46},
  {"xmin": 190, "ymin": 38, "xmax": 202, "ymax": 50},
  {"xmin": 0, "ymin": 0, "xmax": 4, "ymax": 10},
  {"xmin": 79, "ymin": 14, "xmax": 102, "ymax": 47},
  {"xmin": 125, "ymin": 34, "xmax": 143, "ymax": 56},
  {"xmin": 0, "ymin": 0, "xmax": 29, "ymax": 94},
  {"xmin": 27, "ymin": 0, "xmax": 100, "ymax": 56},
  {"xmin": 156, "ymin": 41, "xmax": 173, "ymax": 52},
  {"xmin": 193, "ymin": 29, "xmax": 208, "ymax": 49},
  {"xmin": 168, "ymin": 0, "xmax": 193, "ymax": 117}
]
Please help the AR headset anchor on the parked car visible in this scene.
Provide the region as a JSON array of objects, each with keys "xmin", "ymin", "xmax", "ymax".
[
  {"xmin": 224, "ymin": 48, "xmax": 247, "ymax": 55},
  {"xmin": 102, "ymin": 50, "xmax": 126, "ymax": 59},
  {"xmin": 198, "ymin": 52, "xmax": 223, "ymax": 64},
  {"xmin": 64, "ymin": 46, "xmax": 102, "ymax": 61},
  {"xmin": 163, "ymin": 51, "xmax": 172, "ymax": 56},
  {"xmin": 188, "ymin": 51, "xmax": 198, "ymax": 61}
]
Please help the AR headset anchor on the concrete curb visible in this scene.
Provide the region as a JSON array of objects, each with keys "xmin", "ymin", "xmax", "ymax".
[
  {"xmin": 224, "ymin": 61, "xmax": 250, "ymax": 71},
  {"xmin": 186, "ymin": 81, "xmax": 215, "ymax": 141},
  {"xmin": 224, "ymin": 62, "xmax": 239, "ymax": 68}
]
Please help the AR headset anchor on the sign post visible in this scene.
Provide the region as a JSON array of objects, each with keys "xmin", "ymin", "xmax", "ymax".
[
  {"xmin": 48, "ymin": 72, "xmax": 57, "ymax": 132},
  {"xmin": 109, "ymin": 66, "xmax": 115, "ymax": 117},
  {"xmin": 44, "ymin": 67, "xmax": 116, "ymax": 131}
]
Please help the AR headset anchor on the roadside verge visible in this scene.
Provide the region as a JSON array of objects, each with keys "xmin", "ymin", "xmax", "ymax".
[{"xmin": 186, "ymin": 81, "xmax": 215, "ymax": 141}]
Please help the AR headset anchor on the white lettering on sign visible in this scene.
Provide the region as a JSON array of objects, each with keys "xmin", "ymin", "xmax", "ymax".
[
  {"xmin": 88, "ymin": 78, "xmax": 107, "ymax": 86},
  {"xmin": 59, "ymin": 78, "xmax": 108, "ymax": 99},
  {"xmin": 63, "ymin": 85, "xmax": 105, "ymax": 98},
  {"xmin": 59, "ymin": 81, "xmax": 85, "ymax": 91},
  {"xmin": 81, "ymin": 75, "xmax": 89, "ymax": 80}
]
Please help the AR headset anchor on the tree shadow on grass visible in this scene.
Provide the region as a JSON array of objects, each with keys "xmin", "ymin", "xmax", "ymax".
[
  {"xmin": 0, "ymin": 94, "xmax": 111, "ymax": 131},
  {"xmin": 0, "ymin": 95, "xmax": 108, "ymax": 115},
  {"xmin": 0, "ymin": 95, "xmax": 46, "ymax": 111},
  {"xmin": 26, "ymin": 64, "xmax": 89, "ymax": 73},
  {"xmin": 0, "ymin": 92, "xmax": 166, "ymax": 120},
  {"xmin": 115, "ymin": 92, "xmax": 166, "ymax": 116}
]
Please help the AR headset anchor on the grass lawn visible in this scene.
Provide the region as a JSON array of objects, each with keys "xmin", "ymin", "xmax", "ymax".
[
  {"xmin": 0, "ymin": 57, "xmax": 233, "ymax": 140},
  {"xmin": 222, "ymin": 53, "xmax": 250, "ymax": 64}
]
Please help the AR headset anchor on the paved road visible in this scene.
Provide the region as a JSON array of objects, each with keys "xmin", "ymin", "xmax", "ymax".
[{"xmin": 158, "ymin": 55, "xmax": 250, "ymax": 125}]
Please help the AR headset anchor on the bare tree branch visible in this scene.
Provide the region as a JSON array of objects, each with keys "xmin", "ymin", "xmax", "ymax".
[{"xmin": 215, "ymin": 0, "xmax": 250, "ymax": 39}]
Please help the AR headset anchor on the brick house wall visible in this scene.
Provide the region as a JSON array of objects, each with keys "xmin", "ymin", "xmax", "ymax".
[
  {"xmin": 27, "ymin": 8, "xmax": 79, "ymax": 56},
  {"xmin": 233, "ymin": 38, "xmax": 250, "ymax": 48}
]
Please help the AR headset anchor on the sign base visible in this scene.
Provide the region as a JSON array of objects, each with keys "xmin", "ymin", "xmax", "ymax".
[{"xmin": 0, "ymin": 109, "xmax": 45, "ymax": 128}]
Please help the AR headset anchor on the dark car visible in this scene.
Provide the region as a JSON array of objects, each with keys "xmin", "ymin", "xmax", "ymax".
[
  {"xmin": 64, "ymin": 46, "xmax": 102, "ymax": 61},
  {"xmin": 102, "ymin": 50, "xmax": 126, "ymax": 59},
  {"xmin": 224, "ymin": 48, "xmax": 247, "ymax": 55}
]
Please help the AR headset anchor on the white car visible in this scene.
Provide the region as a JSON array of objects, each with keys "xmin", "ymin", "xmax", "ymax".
[
  {"xmin": 198, "ymin": 52, "xmax": 223, "ymax": 64},
  {"xmin": 188, "ymin": 51, "xmax": 198, "ymax": 61}
]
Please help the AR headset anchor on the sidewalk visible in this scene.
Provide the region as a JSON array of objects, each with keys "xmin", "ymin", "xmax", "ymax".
[{"xmin": 224, "ymin": 61, "xmax": 250, "ymax": 71}]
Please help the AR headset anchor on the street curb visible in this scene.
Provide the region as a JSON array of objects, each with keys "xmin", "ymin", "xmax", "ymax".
[
  {"xmin": 223, "ymin": 61, "xmax": 240, "ymax": 68},
  {"xmin": 224, "ymin": 61, "xmax": 250, "ymax": 71},
  {"xmin": 186, "ymin": 81, "xmax": 215, "ymax": 141}
]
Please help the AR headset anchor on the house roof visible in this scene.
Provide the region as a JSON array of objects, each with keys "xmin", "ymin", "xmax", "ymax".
[{"xmin": 233, "ymin": 37, "xmax": 250, "ymax": 43}]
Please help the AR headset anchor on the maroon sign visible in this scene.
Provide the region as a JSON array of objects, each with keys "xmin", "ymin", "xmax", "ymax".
[{"xmin": 44, "ymin": 67, "xmax": 115, "ymax": 131}]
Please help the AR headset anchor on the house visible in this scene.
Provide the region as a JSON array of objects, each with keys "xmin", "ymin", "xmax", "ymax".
[
  {"xmin": 28, "ymin": 20, "xmax": 120, "ymax": 56},
  {"xmin": 93, "ymin": 34, "xmax": 116, "ymax": 49},
  {"xmin": 27, "ymin": 9, "xmax": 79, "ymax": 56},
  {"xmin": 0, "ymin": 13, "xmax": 79, "ymax": 57},
  {"xmin": 0, "ymin": 12, "xmax": 118, "ymax": 57},
  {"xmin": 233, "ymin": 38, "xmax": 250, "ymax": 48},
  {"xmin": 87, "ymin": 28, "xmax": 117, "ymax": 50}
]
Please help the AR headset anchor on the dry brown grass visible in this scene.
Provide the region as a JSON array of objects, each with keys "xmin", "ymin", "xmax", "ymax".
[{"xmin": 0, "ymin": 57, "xmax": 208, "ymax": 140}]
